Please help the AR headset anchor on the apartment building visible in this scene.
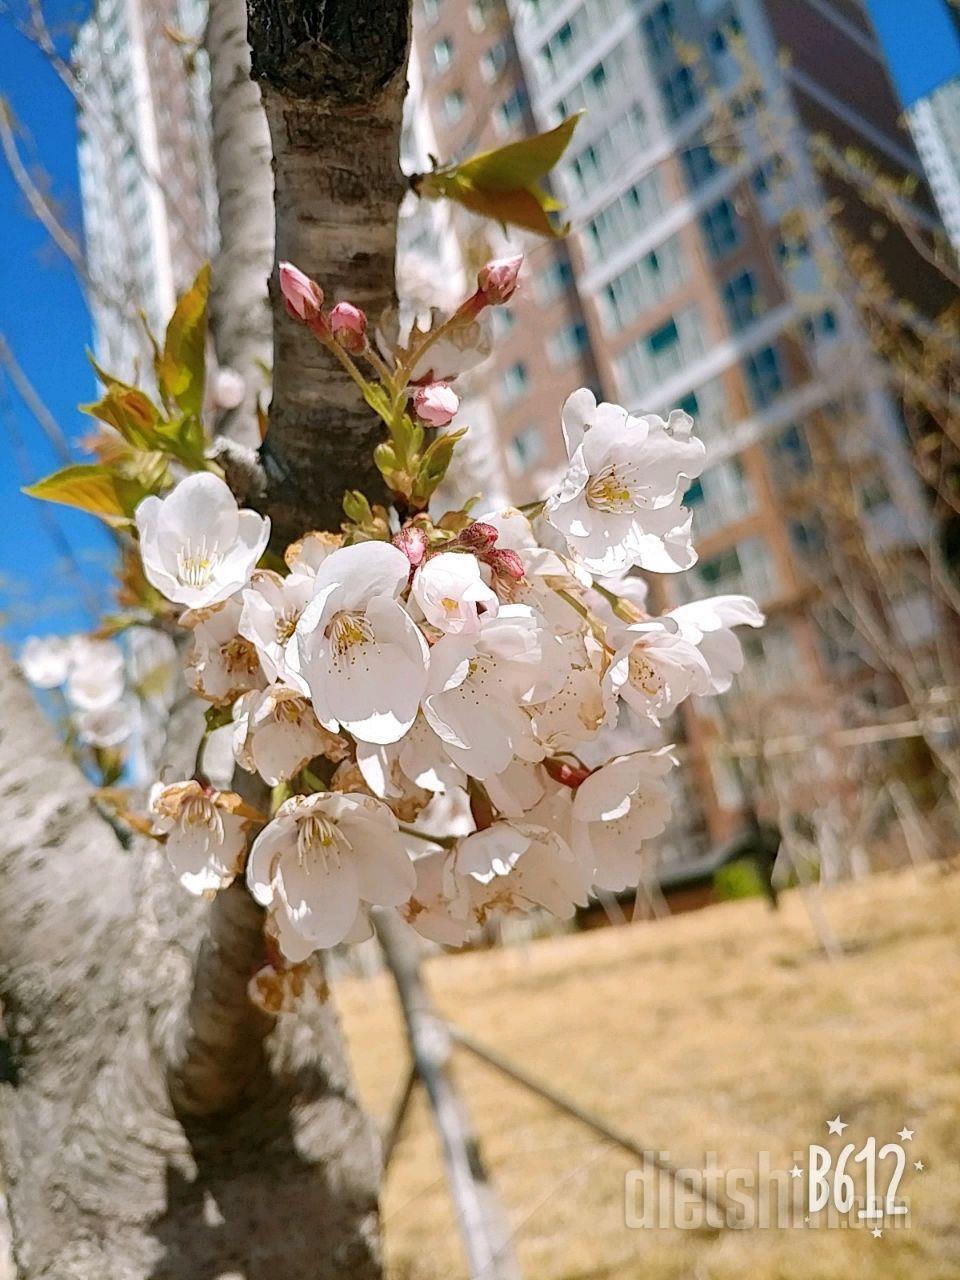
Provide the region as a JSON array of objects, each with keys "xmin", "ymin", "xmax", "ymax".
[
  {"xmin": 75, "ymin": 0, "xmax": 217, "ymax": 380},
  {"xmin": 866, "ymin": 0, "xmax": 960, "ymax": 254},
  {"xmin": 412, "ymin": 0, "xmax": 603, "ymax": 501},
  {"xmin": 415, "ymin": 0, "xmax": 950, "ymax": 845}
]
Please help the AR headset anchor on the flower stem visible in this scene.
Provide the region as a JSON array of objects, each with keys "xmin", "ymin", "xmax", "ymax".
[
  {"xmin": 398, "ymin": 823, "xmax": 457, "ymax": 849},
  {"xmin": 592, "ymin": 581, "xmax": 646, "ymax": 623}
]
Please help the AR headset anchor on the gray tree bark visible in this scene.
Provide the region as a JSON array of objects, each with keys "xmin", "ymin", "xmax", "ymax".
[
  {"xmin": 248, "ymin": 0, "xmax": 411, "ymax": 545},
  {"xmin": 0, "ymin": 2, "xmax": 414, "ymax": 1274},
  {"xmin": 206, "ymin": 0, "xmax": 275, "ymax": 446}
]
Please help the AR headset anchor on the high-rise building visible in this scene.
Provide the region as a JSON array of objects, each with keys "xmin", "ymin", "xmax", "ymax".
[
  {"xmin": 865, "ymin": 0, "xmax": 960, "ymax": 253},
  {"xmin": 75, "ymin": 0, "xmax": 217, "ymax": 380},
  {"xmin": 413, "ymin": 0, "xmax": 952, "ymax": 845}
]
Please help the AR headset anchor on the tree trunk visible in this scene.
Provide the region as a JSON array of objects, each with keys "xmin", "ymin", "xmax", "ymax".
[
  {"xmin": 248, "ymin": 0, "xmax": 411, "ymax": 546},
  {"xmin": 206, "ymin": 0, "xmax": 275, "ymax": 446},
  {"xmin": 0, "ymin": 3, "xmax": 414, "ymax": 1275},
  {"xmin": 0, "ymin": 651, "xmax": 382, "ymax": 1279}
]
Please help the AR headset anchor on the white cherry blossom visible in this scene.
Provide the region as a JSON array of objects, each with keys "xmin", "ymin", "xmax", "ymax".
[
  {"xmin": 233, "ymin": 686, "xmax": 347, "ymax": 785},
  {"xmin": 667, "ymin": 595, "xmax": 765, "ymax": 694},
  {"xmin": 405, "ymin": 850, "xmax": 475, "ymax": 947},
  {"xmin": 529, "ymin": 631, "xmax": 604, "ymax": 751},
  {"xmin": 290, "ymin": 540, "xmax": 429, "ymax": 744},
  {"xmin": 19, "ymin": 634, "xmax": 74, "ymax": 688},
  {"xmin": 545, "ymin": 389, "xmax": 705, "ymax": 576},
  {"xmin": 284, "ymin": 530, "xmax": 342, "ymax": 577},
  {"xmin": 135, "ymin": 472, "xmax": 270, "ymax": 608},
  {"xmin": 246, "ymin": 791, "xmax": 415, "ymax": 955},
  {"xmin": 239, "ymin": 568, "xmax": 315, "ymax": 684},
  {"xmin": 571, "ymin": 750, "xmax": 676, "ymax": 890},
  {"xmin": 76, "ymin": 701, "xmax": 132, "ymax": 748},
  {"xmin": 412, "ymin": 551, "xmax": 499, "ymax": 635},
  {"xmin": 150, "ymin": 780, "xmax": 251, "ymax": 896},
  {"xmin": 65, "ymin": 638, "xmax": 126, "ymax": 711},
  {"xmin": 356, "ymin": 714, "xmax": 464, "ymax": 803},
  {"xmin": 455, "ymin": 821, "xmax": 591, "ymax": 922},
  {"xmin": 605, "ymin": 595, "xmax": 764, "ymax": 721},
  {"xmin": 182, "ymin": 596, "xmax": 266, "ymax": 704},
  {"xmin": 423, "ymin": 605, "xmax": 569, "ymax": 779},
  {"xmin": 604, "ymin": 618, "xmax": 713, "ymax": 722}
]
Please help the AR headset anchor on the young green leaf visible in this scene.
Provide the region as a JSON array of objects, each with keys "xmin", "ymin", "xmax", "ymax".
[
  {"xmin": 416, "ymin": 113, "xmax": 582, "ymax": 238},
  {"xmin": 23, "ymin": 463, "xmax": 150, "ymax": 525},
  {"xmin": 156, "ymin": 263, "xmax": 210, "ymax": 419}
]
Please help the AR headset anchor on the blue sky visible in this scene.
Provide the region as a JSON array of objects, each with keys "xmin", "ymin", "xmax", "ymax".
[
  {"xmin": 0, "ymin": 0, "xmax": 115, "ymax": 652},
  {"xmin": 866, "ymin": 0, "xmax": 960, "ymax": 105}
]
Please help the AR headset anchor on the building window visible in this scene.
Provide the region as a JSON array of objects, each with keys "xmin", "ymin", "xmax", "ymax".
[
  {"xmin": 801, "ymin": 308, "xmax": 840, "ymax": 344},
  {"xmin": 538, "ymin": 17, "xmax": 578, "ymax": 83},
  {"xmin": 468, "ymin": 0, "xmax": 497, "ymax": 30},
  {"xmin": 682, "ymin": 139, "xmax": 719, "ymax": 189},
  {"xmin": 744, "ymin": 344, "xmax": 784, "ymax": 408},
  {"xmin": 564, "ymin": 104, "xmax": 649, "ymax": 203},
  {"xmin": 431, "ymin": 36, "xmax": 454, "ymax": 73},
  {"xmin": 549, "ymin": 321, "xmax": 590, "ymax": 367},
  {"xmin": 766, "ymin": 423, "xmax": 812, "ymax": 486},
  {"xmin": 722, "ymin": 269, "xmax": 765, "ymax": 332},
  {"xmin": 661, "ymin": 64, "xmax": 701, "ymax": 120},
  {"xmin": 616, "ymin": 306, "xmax": 706, "ymax": 399},
  {"xmin": 442, "ymin": 89, "xmax": 466, "ymax": 125},
  {"xmin": 422, "ymin": 0, "xmax": 442, "ymax": 24},
  {"xmin": 500, "ymin": 360, "xmax": 530, "ymax": 405},
  {"xmin": 490, "ymin": 307, "xmax": 516, "ymax": 338},
  {"xmin": 552, "ymin": 45, "xmax": 627, "ymax": 121},
  {"xmin": 685, "ymin": 457, "xmax": 755, "ymax": 538},
  {"xmin": 789, "ymin": 515, "xmax": 826, "ymax": 561},
  {"xmin": 601, "ymin": 234, "xmax": 687, "ymax": 332},
  {"xmin": 535, "ymin": 258, "xmax": 574, "ymax": 305},
  {"xmin": 700, "ymin": 197, "xmax": 740, "ymax": 259},
  {"xmin": 689, "ymin": 537, "xmax": 778, "ymax": 602},
  {"xmin": 495, "ymin": 86, "xmax": 529, "ymax": 134},
  {"xmin": 583, "ymin": 169, "xmax": 663, "ymax": 262},
  {"xmin": 643, "ymin": 1, "xmax": 676, "ymax": 59},
  {"xmin": 481, "ymin": 38, "xmax": 509, "ymax": 82},
  {"xmin": 507, "ymin": 424, "xmax": 544, "ymax": 474}
]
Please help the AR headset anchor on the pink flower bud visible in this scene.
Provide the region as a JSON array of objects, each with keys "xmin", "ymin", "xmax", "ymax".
[
  {"xmin": 279, "ymin": 261, "xmax": 324, "ymax": 324},
  {"xmin": 413, "ymin": 381, "xmax": 460, "ymax": 427},
  {"xmin": 393, "ymin": 526, "xmax": 428, "ymax": 568},
  {"xmin": 457, "ymin": 521, "xmax": 499, "ymax": 551},
  {"xmin": 477, "ymin": 254, "xmax": 523, "ymax": 305},
  {"xmin": 544, "ymin": 757, "xmax": 591, "ymax": 789},
  {"xmin": 487, "ymin": 547, "xmax": 525, "ymax": 581},
  {"xmin": 328, "ymin": 301, "xmax": 367, "ymax": 352}
]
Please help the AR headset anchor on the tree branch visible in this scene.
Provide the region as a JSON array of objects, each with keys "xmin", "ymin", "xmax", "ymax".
[{"xmin": 206, "ymin": 0, "xmax": 275, "ymax": 445}]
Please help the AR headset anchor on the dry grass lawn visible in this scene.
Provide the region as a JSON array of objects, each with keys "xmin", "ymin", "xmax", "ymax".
[{"xmin": 338, "ymin": 867, "xmax": 960, "ymax": 1280}]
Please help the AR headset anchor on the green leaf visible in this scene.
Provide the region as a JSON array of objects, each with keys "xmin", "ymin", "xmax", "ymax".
[
  {"xmin": 157, "ymin": 264, "xmax": 210, "ymax": 419},
  {"xmin": 81, "ymin": 384, "xmax": 162, "ymax": 452},
  {"xmin": 151, "ymin": 413, "xmax": 207, "ymax": 468},
  {"xmin": 453, "ymin": 112, "xmax": 583, "ymax": 190},
  {"xmin": 418, "ymin": 113, "xmax": 582, "ymax": 238},
  {"xmin": 23, "ymin": 463, "xmax": 151, "ymax": 525},
  {"xmin": 413, "ymin": 427, "xmax": 468, "ymax": 503},
  {"xmin": 342, "ymin": 490, "xmax": 374, "ymax": 524},
  {"xmin": 204, "ymin": 703, "xmax": 234, "ymax": 733},
  {"xmin": 362, "ymin": 383, "xmax": 392, "ymax": 423}
]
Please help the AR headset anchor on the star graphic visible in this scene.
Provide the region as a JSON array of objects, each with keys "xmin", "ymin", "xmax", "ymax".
[
  {"xmin": 826, "ymin": 1115, "xmax": 848, "ymax": 1135},
  {"xmin": 914, "ymin": 1160, "xmax": 924, "ymax": 1172},
  {"xmin": 871, "ymin": 1228, "xmax": 883, "ymax": 1239},
  {"xmin": 789, "ymin": 1165, "xmax": 804, "ymax": 1179},
  {"xmin": 898, "ymin": 1127, "xmax": 914, "ymax": 1142}
]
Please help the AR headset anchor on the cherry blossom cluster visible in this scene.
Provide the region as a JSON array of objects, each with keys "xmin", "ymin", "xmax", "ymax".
[{"xmin": 130, "ymin": 254, "xmax": 763, "ymax": 965}]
